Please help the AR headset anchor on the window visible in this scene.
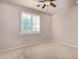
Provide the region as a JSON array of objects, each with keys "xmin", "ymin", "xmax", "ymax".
[{"xmin": 21, "ymin": 12, "xmax": 40, "ymax": 34}]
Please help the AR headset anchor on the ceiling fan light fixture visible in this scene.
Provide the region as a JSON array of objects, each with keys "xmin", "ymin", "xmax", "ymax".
[
  {"xmin": 44, "ymin": 1, "xmax": 50, "ymax": 5},
  {"xmin": 37, "ymin": 0, "xmax": 57, "ymax": 9}
]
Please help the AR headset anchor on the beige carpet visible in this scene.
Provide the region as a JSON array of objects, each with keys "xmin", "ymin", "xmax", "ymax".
[{"xmin": 0, "ymin": 42, "xmax": 77, "ymax": 59}]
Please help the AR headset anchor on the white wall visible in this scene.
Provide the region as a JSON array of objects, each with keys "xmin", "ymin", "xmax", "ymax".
[
  {"xmin": 52, "ymin": 5, "xmax": 78, "ymax": 47},
  {"xmin": 0, "ymin": 1, "xmax": 52, "ymax": 50}
]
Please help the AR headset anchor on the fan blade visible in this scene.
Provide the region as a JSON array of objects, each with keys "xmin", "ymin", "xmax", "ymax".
[
  {"xmin": 42, "ymin": 4, "xmax": 46, "ymax": 9},
  {"xmin": 37, "ymin": 4, "xmax": 40, "ymax": 7},
  {"xmin": 39, "ymin": 1, "xmax": 45, "ymax": 2},
  {"xmin": 50, "ymin": 3, "xmax": 56, "ymax": 7},
  {"xmin": 51, "ymin": 0, "xmax": 56, "ymax": 1}
]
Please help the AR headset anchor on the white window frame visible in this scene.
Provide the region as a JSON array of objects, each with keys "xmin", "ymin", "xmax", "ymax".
[{"xmin": 20, "ymin": 12, "xmax": 41, "ymax": 34}]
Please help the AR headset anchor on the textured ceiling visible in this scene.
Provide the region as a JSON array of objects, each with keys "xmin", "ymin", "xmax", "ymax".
[{"xmin": 3, "ymin": 0, "xmax": 77, "ymax": 14}]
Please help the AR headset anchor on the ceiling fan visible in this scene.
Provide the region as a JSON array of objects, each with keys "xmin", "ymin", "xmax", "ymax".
[{"xmin": 37, "ymin": 0, "xmax": 57, "ymax": 9}]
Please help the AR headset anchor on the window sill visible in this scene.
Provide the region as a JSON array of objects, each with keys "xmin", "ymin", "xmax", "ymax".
[{"xmin": 20, "ymin": 32, "xmax": 41, "ymax": 35}]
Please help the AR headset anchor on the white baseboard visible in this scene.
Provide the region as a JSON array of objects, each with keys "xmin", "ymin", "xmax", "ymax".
[
  {"xmin": 0, "ymin": 40, "xmax": 77, "ymax": 54},
  {"xmin": 53, "ymin": 40, "xmax": 78, "ymax": 48},
  {"xmin": 0, "ymin": 40, "xmax": 51, "ymax": 53}
]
